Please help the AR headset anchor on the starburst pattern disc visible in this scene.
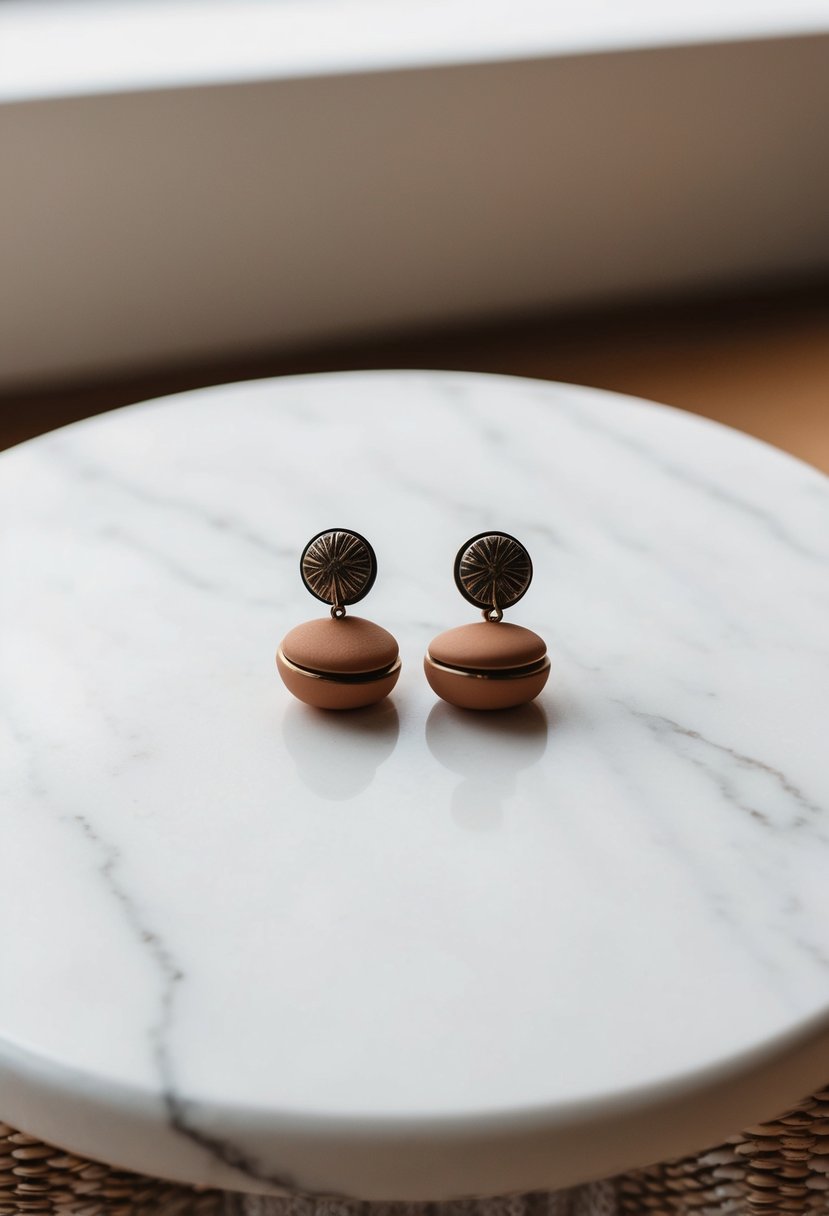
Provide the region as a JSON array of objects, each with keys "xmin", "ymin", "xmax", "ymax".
[
  {"xmin": 454, "ymin": 532, "xmax": 533, "ymax": 612},
  {"xmin": 300, "ymin": 529, "xmax": 377, "ymax": 607}
]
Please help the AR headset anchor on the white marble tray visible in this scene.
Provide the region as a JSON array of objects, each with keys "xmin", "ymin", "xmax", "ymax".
[{"xmin": 1, "ymin": 371, "xmax": 828, "ymax": 1199}]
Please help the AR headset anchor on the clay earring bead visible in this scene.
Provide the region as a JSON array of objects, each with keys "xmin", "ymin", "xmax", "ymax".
[
  {"xmin": 277, "ymin": 529, "xmax": 401, "ymax": 710},
  {"xmin": 424, "ymin": 532, "xmax": 550, "ymax": 711}
]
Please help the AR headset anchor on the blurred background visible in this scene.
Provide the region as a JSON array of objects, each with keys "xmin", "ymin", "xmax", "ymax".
[{"xmin": 1, "ymin": 0, "xmax": 828, "ymax": 468}]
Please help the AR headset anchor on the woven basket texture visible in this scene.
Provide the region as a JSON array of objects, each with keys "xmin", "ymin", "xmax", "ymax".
[
  {"xmin": 2, "ymin": 1086, "xmax": 828, "ymax": 1214},
  {"xmin": 617, "ymin": 1086, "xmax": 829, "ymax": 1215},
  {"xmin": 0, "ymin": 1124, "xmax": 222, "ymax": 1216}
]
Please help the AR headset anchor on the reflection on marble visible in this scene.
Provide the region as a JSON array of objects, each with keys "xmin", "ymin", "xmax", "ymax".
[
  {"xmin": 1, "ymin": 371, "xmax": 828, "ymax": 1200},
  {"xmin": 426, "ymin": 703, "xmax": 549, "ymax": 831},
  {"xmin": 282, "ymin": 700, "xmax": 400, "ymax": 801}
]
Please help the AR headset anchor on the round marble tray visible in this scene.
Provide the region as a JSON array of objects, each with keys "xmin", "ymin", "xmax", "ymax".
[{"xmin": 2, "ymin": 371, "xmax": 829, "ymax": 1201}]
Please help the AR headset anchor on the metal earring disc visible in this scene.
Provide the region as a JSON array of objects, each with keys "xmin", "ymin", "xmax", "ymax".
[
  {"xmin": 300, "ymin": 528, "xmax": 378, "ymax": 611},
  {"xmin": 453, "ymin": 531, "xmax": 533, "ymax": 614}
]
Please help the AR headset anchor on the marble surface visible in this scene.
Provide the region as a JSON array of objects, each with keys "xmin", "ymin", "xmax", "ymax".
[{"xmin": 1, "ymin": 371, "xmax": 829, "ymax": 1199}]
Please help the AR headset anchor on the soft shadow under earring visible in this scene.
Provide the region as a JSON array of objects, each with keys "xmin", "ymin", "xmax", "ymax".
[
  {"xmin": 426, "ymin": 701, "xmax": 549, "ymax": 829},
  {"xmin": 277, "ymin": 529, "xmax": 401, "ymax": 710},
  {"xmin": 424, "ymin": 531, "xmax": 549, "ymax": 710},
  {"xmin": 282, "ymin": 698, "xmax": 400, "ymax": 799}
]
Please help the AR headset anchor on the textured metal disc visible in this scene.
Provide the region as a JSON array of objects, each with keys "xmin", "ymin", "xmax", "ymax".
[
  {"xmin": 300, "ymin": 529, "xmax": 377, "ymax": 607},
  {"xmin": 454, "ymin": 531, "xmax": 533, "ymax": 612}
]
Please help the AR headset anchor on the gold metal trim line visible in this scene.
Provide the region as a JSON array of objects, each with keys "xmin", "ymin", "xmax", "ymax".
[
  {"xmin": 278, "ymin": 648, "xmax": 401, "ymax": 685},
  {"xmin": 424, "ymin": 654, "xmax": 550, "ymax": 681}
]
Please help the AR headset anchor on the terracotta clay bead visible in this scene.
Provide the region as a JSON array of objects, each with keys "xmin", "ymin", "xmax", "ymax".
[
  {"xmin": 277, "ymin": 528, "xmax": 400, "ymax": 710},
  {"xmin": 278, "ymin": 616, "xmax": 400, "ymax": 710},
  {"xmin": 425, "ymin": 531, "xmax": 549, "ymax": 711},
  {"xmin": 425, "ymin": 622, "xmax": 549, "ymax": 711},
  {"xmin": 428, "ymin": 621, "xmax": 544, "ymax": 671}
]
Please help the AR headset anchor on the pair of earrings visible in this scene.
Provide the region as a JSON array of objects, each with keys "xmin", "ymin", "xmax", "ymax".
[{"xmin": 276, "ymin": 528, "xmax": 550, "ymax": 711}]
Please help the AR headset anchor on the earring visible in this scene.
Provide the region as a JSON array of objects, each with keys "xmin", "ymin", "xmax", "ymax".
[
  {"xmin": 277, "ymin": 529, "xmax": 401, "ymax": 710},
  {"xmin": 424, "ymin": 532, "xmax": 549, "ymax": 710}
]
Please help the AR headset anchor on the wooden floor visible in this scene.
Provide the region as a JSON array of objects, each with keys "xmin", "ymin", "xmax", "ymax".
[{"xmin": 2, "ymin": 280, "xmax": 828, "ymax": 472}]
